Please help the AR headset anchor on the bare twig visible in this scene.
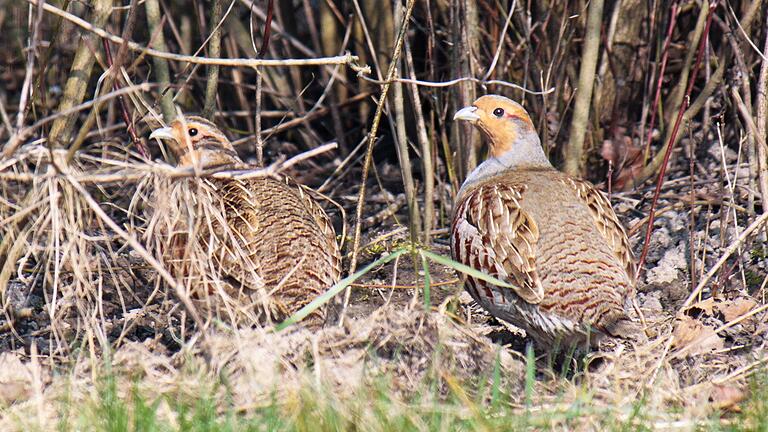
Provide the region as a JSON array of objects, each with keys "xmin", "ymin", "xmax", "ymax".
[
  {"xmin": 253, "ymin": 0, "xmax": 273, "ymax": 167},
  {"xmin": 632, "ymin": 0, "xmax": 764, "ymax": 189},
  {"xmin": 3, "ymin": 84, "xmax": 154, "ymax": 159},
  {"xmin": 203, "ymin": 0, "xmax": 224, "ymax": 119},
  {"xmin": 681, "ymin": 208, "xmax": 768, "ymax": 309},
  {"xmin": 342, "ymin": 0, "xmax": 417, "ymax": 325},
  {"xmin": 25, "ymin": 0, "xmax": 369, "ymax": 72},
  {"xmin": 145, "ymin": 0, "xmax": 176, "ymax": 122},
  {"xmin": 563, "ymin": 0, "xmax": 604, "ymax": 176},
  {"xmin": 15, "ymin": 0, "xmax": 45, "ymax": 132},
  {"xmin": 637, "ymin": 2, "xmax": 716, "ymax": 271},
  {"xmin": 405, "ymin": 41, "xmax": 434, "ymax": 245},
  {"xmin": 755, "ymin": 12, "xmax": 768, "ymax": 214},
  {"xmin": 231, "ymin": 92, "xmax": 372, "ymax": 145},
  {"xmin": 361, "ymin": 75, "xmax": 554, "ymax": 94},
  {"xmin": 642, "ymin": 2, "xmax": 679, "ymax": 160}
]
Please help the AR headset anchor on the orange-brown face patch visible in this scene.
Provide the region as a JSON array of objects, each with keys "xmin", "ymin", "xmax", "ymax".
[
  {"xmin": 468, "ymin": 95, "xmax": 535, "ymax": 158},
  {"xmin": 163, "ymin": 118, "xmax": 232, "ymax": 165}
]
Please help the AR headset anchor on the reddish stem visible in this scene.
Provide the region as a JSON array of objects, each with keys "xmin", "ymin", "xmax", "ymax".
[
  {"xmin": 102, "ymin": 38, "xmax": 148, "ymax": 158},
  {"xmin": 637, "ymin": 1, "xmax": 718, "ymax": 271},
  {"xmin": 258, "ymin": 0, "xmax": 274, "ymax": 59},
  {"xmin": 642, "ymin": 2, "xmax": 679, "ymax": 159}
]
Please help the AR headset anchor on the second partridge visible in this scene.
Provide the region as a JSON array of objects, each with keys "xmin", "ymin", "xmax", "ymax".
[
  {"xmin": 150, "ymin": 116, "xmax": 341, "ymax": 326},
  {"xmin": 451, "ymin": 95, "xmax": 638, "ymax": 348}
]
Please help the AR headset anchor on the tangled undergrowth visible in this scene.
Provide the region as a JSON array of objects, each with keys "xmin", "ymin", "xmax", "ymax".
[
  {"xmin": 3, "ymin": 0, "xmax": 768, "ymax": 430},
  {"xmin": 1, "ymin": 133, "xmax": 767, "ymax": 430}
]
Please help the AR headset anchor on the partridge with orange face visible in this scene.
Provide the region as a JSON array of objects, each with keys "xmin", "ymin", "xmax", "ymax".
[
  {"xmin": 451, "ymin": 95, "xmax": 637, "ymax": 348},
  {"xmin": 149, "ymin": 116, "xmax": 341, "ymax": 326}
]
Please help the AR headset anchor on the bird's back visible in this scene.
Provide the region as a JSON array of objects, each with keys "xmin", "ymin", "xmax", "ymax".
[
  {"xmin": 509, "ymin": 171, "xmax": 632, "ymax": 324},
  {"xmin": 215, "ymin": 176, "xmax": 341, "ymax": 324}
]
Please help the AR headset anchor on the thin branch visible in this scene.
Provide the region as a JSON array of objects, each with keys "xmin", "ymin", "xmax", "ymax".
[
  {"xmin": 563, "ymin": 0, "xmax": 604, "ymax": 176},
  {"xmin": 25, "ymin": 0, "xmax": 369, "ymax": 72},
  {"xmin": 637, "ymin": 2, "xmax": 717, "ymax": 272},
  {"xmin": 361, "ymin": 75, "xmax": 554, "ymax": 94},
  {"xmin": 343, "ymin": 0, "xmax": 417, "ymax": 325},
  {"xmin": 681, "ymin": 210, "xmax": 768, "ymax": 309},
  {"xmin": 2, "ymin": 84, "xmax": 154, "ymax": 159}
]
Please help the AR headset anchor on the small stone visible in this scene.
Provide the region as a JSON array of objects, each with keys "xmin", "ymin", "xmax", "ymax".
[{"xmin": 646, "ymin": 244, "xmax": 688, "ymax": 285}]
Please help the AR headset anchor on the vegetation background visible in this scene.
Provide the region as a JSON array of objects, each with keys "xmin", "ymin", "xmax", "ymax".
[{"xmin": 1, "ymin": 0, "xmax": 768, "ymax": 430}]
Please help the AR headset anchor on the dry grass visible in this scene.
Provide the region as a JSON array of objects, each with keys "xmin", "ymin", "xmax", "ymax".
[
  {"xmin": 0, "ymin": 305, "xmax": 526, "ymax": 430},
  {"xmin": 2, "ymin": 0, "xmax": 768, "ymax": 430}
]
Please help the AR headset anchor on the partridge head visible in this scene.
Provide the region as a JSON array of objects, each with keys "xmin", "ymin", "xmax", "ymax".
[
  {"xmin": 451, "ymin": 95, "xmax": 638, "ymax": 348},
  {"xmin": 150, "ymin": 116, "xmax": 240, "ymax": 168},
  {"xmin": 454, "ymin": 95, "xmax": 552, "ymax": 172}
]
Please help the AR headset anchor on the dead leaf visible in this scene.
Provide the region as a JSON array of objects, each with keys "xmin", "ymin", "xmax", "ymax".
[
  {"xmin": 685, "ymin": 298, "xmax": 717, "ymax": 317},
  {"xmin": 717, "ymin": 298, "xmax": 757, "ymax": 322},
  {"xmin": 672, "ymin": 316, "xmax": 724, "ymax": 357},
  {"xmin": 601, "ymin": 133, "xmax": 644, "ymax": 190},
  {"xmin": 709, "ymin": 384, "xmax": 746, "ymax": 412}
]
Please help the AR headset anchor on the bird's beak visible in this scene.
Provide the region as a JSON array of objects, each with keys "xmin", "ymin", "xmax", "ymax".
[
  {"xmin": 453, "ymin": 106, "xmax": 480, "ymax": 123},
  {"xmin": 149, "ymin": 127, "xmax": 175, "ymax": 141}
]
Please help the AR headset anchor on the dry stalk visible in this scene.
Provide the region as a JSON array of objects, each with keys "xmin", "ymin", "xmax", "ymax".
[
  {"xmin": 343, "ymin": 0, "xmax": 417, "ymax": 324},
  {"xmin": 563, "ymin": 0, "xmax": 604, "ymax": 176},
  {"xmin": 46, "ymin": 0, "xmax": 112, "ymax": 147},
  {"xmin": 391, "ymin": 3, "xmax": 421, "ymax": 249},
  {"xmin": 637, "ymin": 2, "xmax": 716, "ymax": 271},
  {"xmin": 61, "ymin": 169, "xmax": 211, "ymax": 346},
  {"xmin": 203, "ymin": 0, "xmax": 224, "ymax": 119},
  {"xmin": 25, "ymin": 0, "xmax": 368, "ymax": 73},
  {"xmin": 145, "ymin": 0, "xmax": 176, "ymax": 122},
  {"xmin": 756, "ymin": 12, "xmax": 768, "ymax": 214},
  {"xmin": 722, "ymin": 13, "xmax": 758, "ymax": 215},
  {"xmin": 682, "ymin": 210, "xmax": 768, "ymax": 310},
  {"xmin": 405, "ymin": 41, "xmax": 435, "ymax": 245}
]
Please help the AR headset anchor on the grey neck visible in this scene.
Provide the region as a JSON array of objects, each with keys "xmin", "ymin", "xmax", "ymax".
[{"xmin": 461, "ymin": 133, "xmax": 553, "ymax": 190}]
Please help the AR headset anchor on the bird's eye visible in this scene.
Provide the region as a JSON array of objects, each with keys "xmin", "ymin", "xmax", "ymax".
[
  {"xmin": 188, "ymin": 128, "xmax": 198, "ymax": 137},
  {"xmin": 492, "ymin": 108, "xmax": 505, "ymax": 117}
]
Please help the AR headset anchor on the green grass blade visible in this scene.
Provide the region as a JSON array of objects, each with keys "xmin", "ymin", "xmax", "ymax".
[
  {"xmin": 276, "ymin": 248, "xmax": 409, "ymax": 331},
  {"xmin": 525, "ymin": 344, "xmax": 535, "ymax": 408},
  {"xmin": 419, "ymin": 249, "xmax": 514, "ymax": 288},
  {"xmin": 491, "ymin": 348, "xmax": 502, "ymax": 410}
]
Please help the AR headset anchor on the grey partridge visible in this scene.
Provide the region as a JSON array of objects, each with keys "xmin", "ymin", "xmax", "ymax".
[
  {"xmin": 451, "ymin": 95, "xmax": 637, "ymax": 348},
  {"xmin": 149, "ymin": 116, "xmax": 341, "ymax": 326}
]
